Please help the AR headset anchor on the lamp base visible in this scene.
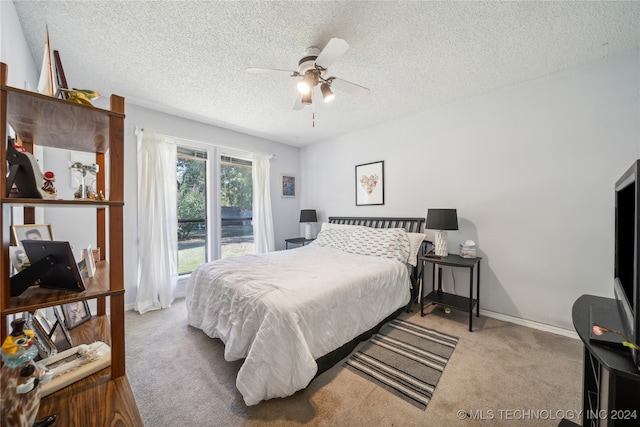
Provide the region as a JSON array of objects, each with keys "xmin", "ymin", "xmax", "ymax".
[
  {"xmin": 305, "ymin": 223, "xmax": 313, "ymax": 239},
  {"xmin": 434, "ymin": 230, "xmax": 448, "ymax": 257}
]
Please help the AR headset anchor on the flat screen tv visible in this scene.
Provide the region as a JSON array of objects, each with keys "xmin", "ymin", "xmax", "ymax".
[{"xmin": 614, "ymin": 159, "xmax": 640, "ymax": 370}]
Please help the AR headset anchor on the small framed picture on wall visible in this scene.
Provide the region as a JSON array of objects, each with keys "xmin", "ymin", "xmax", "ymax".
[
  {"xmin": 281, "ymin": 174, "xmax": 296, "ymax": 197},
  {"xmin": 355, "ymin": 160, "xmax": 384, "ymax": 206}
]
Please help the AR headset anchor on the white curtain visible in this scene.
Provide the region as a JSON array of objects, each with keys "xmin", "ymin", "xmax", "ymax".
[
  {"xmin": 252, "ymin": 153, "xmax": 275, "ymax": 253},
  {"xmin": 135, "ymin": 129, "xmax": 178, "ymax": 314}
]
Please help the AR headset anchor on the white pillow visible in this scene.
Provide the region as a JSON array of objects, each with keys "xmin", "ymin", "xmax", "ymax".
[
  {"xmin": 406, "ymin": 232, "xmax": 426, "ymax": 267},
  {"xmin": 343, "ymin": 227, "xmax": 411, "ymax": 264},
  {"xmin": 320, "ymin": 222, "xmax": 366, "ymax": 232}
]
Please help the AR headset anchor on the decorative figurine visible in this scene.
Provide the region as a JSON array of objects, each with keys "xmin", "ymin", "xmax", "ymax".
[
  {"xmin": 58, "ymin": 88, "xmax": 100, "ymax": 106},
  {"xmin": 68, "ymin": 162, "xmax": 99, "ymax": 200},
  {"xmin": 41, "ymin": 171, "xmax": 57, "ymax": 197},
  {"xmin": 1, "ymin": 319, "xmax": 56, "ymax": 427}
]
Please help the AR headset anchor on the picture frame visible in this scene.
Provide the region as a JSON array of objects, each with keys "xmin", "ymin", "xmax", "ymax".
[
  {"xmin": 27, "ymin": 312, "xmax": 57, "ymax": 360},
  {"xmin": 33, "ymin": 308, "xmax": 73, "ymax": 354},
  {"xmin": 11, "ymin": 223, "xmax": 54, "ymax": 245},
  {"xmin": 81, "ymin": 245, "xmax": 96, "ymax": 278},
  {"xmin": 52, "ymin": 306, "xmax": 74, "ymax": 351},
  {"xmin": 62, "ymin": 300, "xmax": 91, "ymax": 329},
  {"xmin": 355, "ymin": 160, "xmax": 384, "ymax": 206},
  {"xmin": 9, "ymin": 245, "xmax": 30, "ymax": 271},
  {"xmin": 281, "ymin": 174, "xmax": 296, "ymax": 197}
]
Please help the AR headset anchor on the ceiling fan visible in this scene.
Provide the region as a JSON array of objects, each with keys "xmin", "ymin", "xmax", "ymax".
[{"xmin": 246, "ymin": 38, "xmax": 370, "ymax": 110}]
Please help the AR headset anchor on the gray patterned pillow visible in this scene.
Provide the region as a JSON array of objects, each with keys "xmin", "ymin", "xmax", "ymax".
[
  {"xmin": 343, "ymin": 227, "xmax": 411, "ymax": 263},
  {"xmin": 311, "ymin": 228, "xmax": 356, "ymax": 251}
]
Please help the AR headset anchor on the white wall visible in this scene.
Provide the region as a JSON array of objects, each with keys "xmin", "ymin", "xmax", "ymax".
[
  {"xmin": 0, "ymin": 1, "xmax": 38, "ymax": 89},
  {"xmin": 300, "ymin": 49, "xmax": 640, "ymax": 331}
]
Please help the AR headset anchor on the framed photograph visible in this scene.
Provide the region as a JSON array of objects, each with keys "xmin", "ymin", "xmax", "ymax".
[
  {"xmin": 52, "ymin": 306, "xmax": 74, "ymax": 351},
  {"xmin": 81, "ymin": 245, "xmax": 96, "ymax": 278},
  {"xmin": 9, "ymin": 245, "xmax": 30, "ymax": 271},
  {"xmin": 11, "ymin": 223, "xmax": 54, "ymax": 245},
  {"xmin": 33, "ymin": 308, "xmax": 73, "ymax": 353},
  {"xmin": 281, "ymin": 174, "xmax": 296, "ymax": 197},
  {"xmin": 62, "ymin": 300, "xmax": 91, "ymax": 329},
  {"xmin": 27, "ymin": 312, "xmax": 57, "ymax": 360},
  {"xmin": 355, "ymin": 160, "xmax": 384, "ymax": 206}
]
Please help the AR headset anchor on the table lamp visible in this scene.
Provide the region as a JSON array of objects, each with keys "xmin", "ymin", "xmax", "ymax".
[
  {"xmin": 300, "ymin": 209, "xmax": 317, "ymax": 239},
  {"xmin": 426, "ymin": 209, "xmax": 458, "ymax": 257}
]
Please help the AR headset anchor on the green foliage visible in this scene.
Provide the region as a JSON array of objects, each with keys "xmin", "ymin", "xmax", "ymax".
[
  {"xmin": 177, "ymin": 157, "xmax": 206, "ymax": 220},
  {"xmin": 220, "ymin": 163, "xmax": 252, "ymax": 209}
]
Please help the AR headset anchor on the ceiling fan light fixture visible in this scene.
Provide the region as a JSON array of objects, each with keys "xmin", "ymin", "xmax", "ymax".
[
  {"xmin": 297, "ymin": 80, "xmax": 311, "ymax": 94},
  {"xmin": 301, "ymin": 91, "xmax": 312, "ymax": 105},
  {"xmin": 321, "ymin": 83, "xmax": 335, "ymax": 102},
  {"xmin": 297, "ymin": 70, "xmax": 319, "ymax": 94}
]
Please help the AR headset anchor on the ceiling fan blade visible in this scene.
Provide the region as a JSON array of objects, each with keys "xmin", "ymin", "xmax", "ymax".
[
  {"xmin": 293, "ymin": 94, "xmax": 304, "ymax": 110},
  {"xmin": 246, "ymin": 67, "xmax": 297, "ymax": 75},
  {"xmin": 330, "ymin": 77, "xmax": 370, "ymax": 97},
  {"xmin": 315, "ymin": 38, "xmax": 350, "ymax": 68}
]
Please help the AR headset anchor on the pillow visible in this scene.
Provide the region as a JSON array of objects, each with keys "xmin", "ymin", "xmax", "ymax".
[
  {"xmin": 343, "ymin": 227, "xmax": 411, "ymax": 264},
  {"xmin": 312, "ymin": 228, "xmax": 356, "ymax": 251},
  {"xmin": 320, "ymin": 222, "xmax": 366, "ymax": 232},
  {"xmin": 406, "ymin": 232, "xmax": 426, "ymax": 267}
]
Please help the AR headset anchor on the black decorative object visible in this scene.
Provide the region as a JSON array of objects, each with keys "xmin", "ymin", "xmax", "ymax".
[
  {"xmin": 6, "ymin": 139, "xmax": 47, "ymax": 199},
  {"xmin": 10, "ymin": 241, "xmax": 85, "ymax": 297}
]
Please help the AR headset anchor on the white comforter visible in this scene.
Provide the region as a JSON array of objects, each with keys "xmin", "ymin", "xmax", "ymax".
[{"xmin": 185, "ymin": 243, "xmax": 411, "ymax": 405}]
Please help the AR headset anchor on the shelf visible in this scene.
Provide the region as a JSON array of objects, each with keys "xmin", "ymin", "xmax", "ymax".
[
  {"xmin": 1, "ymin": 61, "xmax": 136, "ymax": 424},
  {"xmin": 2, "ymin": 85, "xmax": 123, "ymax": 153},
  {"xmin": 1, "ymin": 197, "xmax": 124, "ymax": 207},
  {"xmin": 1, "ymin": 261, "xmax": 119, "ymax": 315},
  {"xmin": 423, "ymin": 290, "xmax": 477, "ymax": 313}
]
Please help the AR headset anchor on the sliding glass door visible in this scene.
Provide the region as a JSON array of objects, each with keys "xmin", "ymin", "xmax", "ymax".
[{"xmin": 177, "ymin": 145, "xmax": 253, "ymax": 275}]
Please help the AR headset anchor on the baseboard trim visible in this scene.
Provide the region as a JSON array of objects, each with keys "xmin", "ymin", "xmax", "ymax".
[{"xmin": 480, "ymin": 308, "xmax": 579, "ymax": 340}]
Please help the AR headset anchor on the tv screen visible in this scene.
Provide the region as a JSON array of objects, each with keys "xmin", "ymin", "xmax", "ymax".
[{"xmin": 614, "ymin": 160, "xmax": 640, "ymax": 369}]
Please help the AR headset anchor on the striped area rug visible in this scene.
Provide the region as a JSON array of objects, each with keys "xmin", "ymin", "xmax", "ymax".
[{"xmin": 344, "ymin": 319, "xmax": 458, "ymax": 410}]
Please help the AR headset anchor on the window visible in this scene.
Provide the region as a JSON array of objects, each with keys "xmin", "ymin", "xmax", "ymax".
[
  {"xmin": 177, "ymin": 148, "xmax": 207, "ymax": 275},
  {"xmin": 220, "ymin": 155, "xmax": 253, "ymax": 258},
  {"xmin": 176, "ymin": 146, "xmax": 253, "ymax": 275}
]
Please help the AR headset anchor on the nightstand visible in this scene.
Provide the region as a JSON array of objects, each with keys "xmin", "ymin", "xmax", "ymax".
[
  {"xmin": 285, "ymin": 237, "xmax": 314, "ymax": 249},
  {"xmin": 419, "ymin": 253, "xmax": 481, "ymax": 331}
]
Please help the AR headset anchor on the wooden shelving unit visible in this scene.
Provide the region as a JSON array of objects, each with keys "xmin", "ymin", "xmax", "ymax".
[{"xmin": 0, "ymin": 62, "xmax": 142, "ymax": 426}]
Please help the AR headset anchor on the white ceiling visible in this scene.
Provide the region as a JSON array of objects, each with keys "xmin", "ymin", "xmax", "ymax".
[{"xmin": 12, "ymin": 1, "xmax": 640, "ymax": 147}]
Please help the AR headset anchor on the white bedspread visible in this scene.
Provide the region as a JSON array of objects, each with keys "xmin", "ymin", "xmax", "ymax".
[{"xmin": 185, "ymin": 244, "xmax": 411, "ymax": 405}]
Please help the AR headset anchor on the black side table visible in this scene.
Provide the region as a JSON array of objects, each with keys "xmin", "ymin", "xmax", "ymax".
[
  {"xmin": 285, "ymin": 237, "xmax": 314, "ymax": 249},
  {"xmin": 419, "ymin": 253, "xmax": 481, "ymax": 331}
]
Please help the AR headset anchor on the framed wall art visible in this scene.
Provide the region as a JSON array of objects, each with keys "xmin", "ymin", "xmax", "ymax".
[
  {"xmin": 281, "ymin": 174, "xmax": 296, "ymax": 197},
  {"xmin": 355, "ymin": 161, "xmax": 384, "ymax": 206},
  {"xmin": 11, "ymin": 223, "xmax": 54, "ymax": 245}
]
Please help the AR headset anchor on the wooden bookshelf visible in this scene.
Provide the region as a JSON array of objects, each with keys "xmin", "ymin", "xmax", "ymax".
[{"xmin": 1, "ymin": 62, "xmax": 141, "ymax": 425}]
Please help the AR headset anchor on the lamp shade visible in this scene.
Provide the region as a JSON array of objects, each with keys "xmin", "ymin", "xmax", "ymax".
[
  {"xmin": 426, "ymin": 209, "xmax": 458, "ymax": 230},
  {"xmin": 300, "ymin": 209, "xmax": 317, "ymax": 223}
]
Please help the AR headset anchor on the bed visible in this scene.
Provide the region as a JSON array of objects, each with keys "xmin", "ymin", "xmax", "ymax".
[{"xmin": 185, "ymin": 216, "xmax": 425, "ymax": 405}]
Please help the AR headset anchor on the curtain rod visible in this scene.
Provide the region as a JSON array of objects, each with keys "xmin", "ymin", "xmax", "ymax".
[{"xmin": 134, "ymin": 126, "xmax": 275, "ymax": 159}]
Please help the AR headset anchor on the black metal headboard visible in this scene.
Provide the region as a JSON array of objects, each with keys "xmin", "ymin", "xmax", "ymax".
[{"xmin": 328, "ymin": 217, "xmax": 425, "ymax": 233}]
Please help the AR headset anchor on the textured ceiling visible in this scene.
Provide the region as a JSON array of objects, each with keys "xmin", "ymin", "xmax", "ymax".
[{"xmin": 12, "ymin": 1, "xmax": 640, "ymax": 147}]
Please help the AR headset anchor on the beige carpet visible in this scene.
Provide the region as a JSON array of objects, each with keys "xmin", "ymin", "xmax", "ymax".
[{"xmin": 125, "ymin": 299, "xmax": 583, "ymax": 426}]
